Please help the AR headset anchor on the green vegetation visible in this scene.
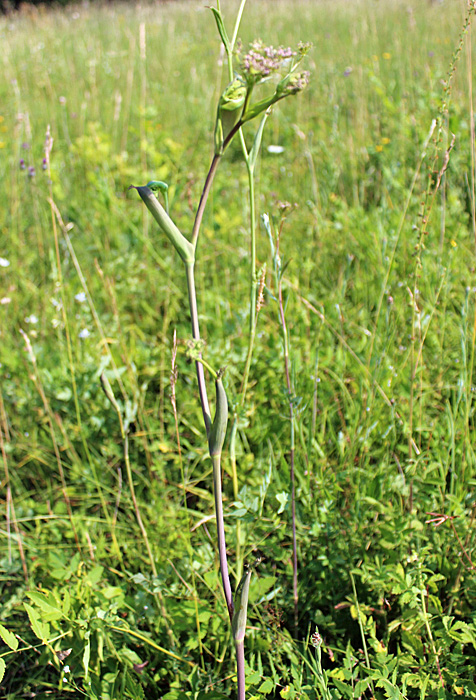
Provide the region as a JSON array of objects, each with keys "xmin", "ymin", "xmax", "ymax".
[{"xmin": 1, "ymin": 0, "xmax": 476, "ymax": 698}]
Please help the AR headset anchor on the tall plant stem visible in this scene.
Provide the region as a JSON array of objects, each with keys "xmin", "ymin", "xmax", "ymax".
[
  {"xmin": 230, "ymin": 160, "xmax": 258, "ymax": 581},
  {"xmin": 212, "ymin": 454, "xmax": 234, "ymax": 620},
  {"xmin": 186, "ymin": 263, "xmax": 212, "ymax": 435},
  {"xmin": 240, "ymin": 163, "xmax": 258, "ymax": 401},
  {"xmin": 186, "ymin": 156, "xmax": 235, "ymax": 619},
  {"xmin": 191, "ymin": 154, "xmax": 221, "ymax": 250},
  {"xmin": 235, "ymin": 639, "xmax": 246, "ymax": 700},
  {"xmin": 277, "ymin": 270, "xmax": 298, "ymax": 632}
]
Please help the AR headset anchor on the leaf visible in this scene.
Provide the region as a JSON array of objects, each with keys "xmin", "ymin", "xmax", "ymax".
[
  {"xmin": 26, "ymin": 591, "xmax": 64, "ymax": 620},
  {"xmin": 0, "ymin": 657, "xmax": 5, "ymax": 684},
  {"xmin": 24, "ymin": 603, "xmax": 50, "ymax": 641},
  {"xmin": 0, "ymin": 624, "xmax": 18, "ymax": 651},
  {"xmin": 62, "ymin": 588, "xmax": 71, "ymax": 616},
  {"xmin": 276, "ymin": 491, "xmax": 288, "ymax": 514},
  {"xmin": 209, "ymin": 7, "xmax": 230, "ymax": 53},
  {"xmin": 249, "ymin": 110, "xmax": 270, "ymax": 170},
  {"xmin": 258, "ymin": 678, "xmax": 274, "ymax": 693},
  {"xmin": 86, "ymin": 565, "xmax": 104, "ymax": 585},
  {"xmin": 83, "ymin": 633, "xmax": 91, "ymax": 680}
]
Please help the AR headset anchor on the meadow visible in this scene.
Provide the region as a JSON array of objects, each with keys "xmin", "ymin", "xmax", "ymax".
[{"xmin": 1, "ymin": 0, "xmax": 476, "ymax": 697}]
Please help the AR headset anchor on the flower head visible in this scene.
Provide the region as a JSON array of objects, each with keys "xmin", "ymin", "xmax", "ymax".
[{"xmin": 241, "ymin": 40, "xmax": 296, "ymax": 85}]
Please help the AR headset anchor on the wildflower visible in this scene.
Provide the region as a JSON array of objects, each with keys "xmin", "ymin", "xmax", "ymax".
[
  {"xmin": 310, "ymin": 628, "xmax": 322, "ymax": 648},
  {"xmin": 376, "ymin": 145, "xmax": 383, "ymax": 153},
  {"xmin": 75, "ymin": 291, "xmax": 86, "ymax": 303},
  {"xmin": 59, "ymin": 96, "xmax": 66, "ymax": 105},
  {"xmin": 21, "ymin": 142, "xmax": 30, "ymax": 150},
  {"xmin": 383, "ymin": 52, "xmax": 391, "ymax": 60},
  {"xmin": 19, "ymin": 158, "xmax": 26, "ymax": 169},
  {"xmin": 276, "ymin": 70, "xmax": 310, "ymax": 96},
  {"xmin": 79, "ymin": 328, "xmax": 90, "ymax": 339},
  {"xmin": 241, "ymin": 40, "xmax": 295, "ymax": 85},
  {"xmin": 63, "ymin": 666, "xmax": 70, "ymax": 674},
  {"xmin": 28, "ymin": 166, "xmax": 36, "ymax": 178},
  {"xmin": 0, "ymin": 257, "xmax": 10, "ymax": 267},
  {"xmin": 25, "ymin": 315, "xmax": 39, "ymax": 324},
  {"xmin": 42, "ymin": 158, "xmax": 47, "ymax": 170},
  {"xmin": 1, "ymin": 297, "xmax": 11, "ymax": 304},
  {"xmin": 381, "ymin": 137, "xmax": 391, "ymax": 145},
  {"xmin": 0, "ymin": 142, "xmax": 4, "ymax": 149},
  {"xmin": 343, "ymin": 67, "xmax": 352, "ymax": 77},
  {"xmin": 267, "ymin": 144, "xmax": 284, "ymax": 154}
]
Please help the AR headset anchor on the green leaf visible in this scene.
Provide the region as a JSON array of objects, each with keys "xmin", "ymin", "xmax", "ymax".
[
  {"xmin": 276, "ymin": 491, "xmax": 288, "ymax": 514},
  {"xmin": 0, "ymin": 657, "xmax": 5, "ymax": 684},
  {"xmin": 258, "ymin": 678, "xmax": 274, "ymax": 694},
  {"xmin": 83, "ymin": 633, "xmax": 91, "ymax": 680},
  {"xmin": 24, "ymin": 603, "xmax": 50, "ymax": 641},
  {"xmin": 26, "ymin": 591, "xmax": 64, "ymax": 620},
  {"xmin": 0, "ymin": 624, "xmax": 18, "ymax": 651},
  {"xmin": 209, "ymin": 7, "xmax": 230, "ymax": 53},
  {"xmin": 249, "ymin": 109, "xmax": 270, "ymax": 170},
  {"xmin": 86, "ymin": 565, "xmax": 104, "ymax": 585}
]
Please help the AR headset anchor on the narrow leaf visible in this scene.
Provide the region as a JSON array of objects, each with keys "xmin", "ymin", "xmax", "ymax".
[
  {"xmin": 0, "ymin": 658, "xmax": 5, "ymax": 684},
  {"xmin": 83, "ymin": 634, "xmax": 91, "ymax": 680},
  {"xmin": 209, "ymin": 7, "xmax": 230, "ymax": 52},
  {"xmin": 249, "ymin": 109, "xmax": 270, "ymax": 170},
  {"xmin": 133, "ymin": 186, "xmax": 195, "ymax": 264}
]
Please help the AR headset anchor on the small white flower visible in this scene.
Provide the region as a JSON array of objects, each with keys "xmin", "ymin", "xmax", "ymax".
[
  {"xmin": 75, "ymin": 291, "xmax": 86, "ymax": 303},
  {"xmin": 0, "ymin": 257, "xmax": 10, "ymax": 267},
  {"xmin": 25, "ymin": 314, "xmax": 38, "ymax": 324},
  {"xmin": 1, "ymin": 297, "xmax": 11, "ymax": 305},
  {"xmin": 79, "ymin": 328, "xmax": 90, "ymax": 339},
  {"xmin": 63, "ymin": 665, "xmax": 70, "ymax": 674},
  {"xmin": 52, "ymin": 318, "xmax": 60, "ymax": 328},
  {"xmin": 267, "ymin": 145, "xmax": 285, "ymax": 154}
]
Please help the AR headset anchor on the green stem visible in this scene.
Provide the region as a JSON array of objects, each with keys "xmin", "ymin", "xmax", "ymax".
[
  {"xmin": 235, "ymin": 639, "xmax": 246, "ymax": 700},
  {"xmin": 212, "ymin": 453, "xmax": 234, "ymax": 621},
  {"xmin": 186, "ymin": 263, "xmax": 212, "ymax": 435}
]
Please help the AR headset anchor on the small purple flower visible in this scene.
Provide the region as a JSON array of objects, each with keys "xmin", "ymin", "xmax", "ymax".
[
  {"xmin": 428, "ymin": 51, "xmax": 434, "ymax": 58},
  {"xmin": 19, "ymin": 158, "xmax": 26, "ymax": 170},
  {"xmin": 21, "ymin": 142, "xmax": 30, "ymax": 150},
  {"xmin": 42, "ymin": 158, "xmax": 48, "ymax": 170},
  {"xmin": 343, "ymin": 67, "xmax": 352, "ymax": 77},
  {"xmin": 28, "ymin": 166, "xmax": 36, "ymax": 178}
]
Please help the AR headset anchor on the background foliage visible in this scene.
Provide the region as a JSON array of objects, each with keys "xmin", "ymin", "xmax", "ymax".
[{"xmin": 1, "ymin": 0, "xmax": 476, "ymax": 698}]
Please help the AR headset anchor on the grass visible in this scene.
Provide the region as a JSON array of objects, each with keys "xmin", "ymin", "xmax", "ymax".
[{"xmin": 1, "ymin": 0, "xmax": 476, "ymax": 698}]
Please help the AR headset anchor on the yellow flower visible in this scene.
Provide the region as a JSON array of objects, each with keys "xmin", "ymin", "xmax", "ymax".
[
  {"xmin": 450, "ymin": 239, "xmax": 457, "ymax": 248},
  {"xmin": 381, "ymin": 137, "xmax": 391, "ymax": 145},
  {"xmin": 0, "ymin": 142, "xmax": 5, "ymax": 149},
  {"xmin": 383, "ymin": 52, "xmax": 391, "ymax": 60},
  {"xmin": 372, "ymin": 54, "xmax": 379, "ymax": 62},
  {"xmin": 376, "ymin": 144, "xmax": 383, "ymax": 153},
  {"xmin": 0, "ymin": 116, "xmax": 4, "ymax": 123}
]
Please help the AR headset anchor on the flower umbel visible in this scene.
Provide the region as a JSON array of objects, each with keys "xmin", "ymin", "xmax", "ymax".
[{"xmin": 241, "ymin": 40, "xmax": 295, "ymax": 84}]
